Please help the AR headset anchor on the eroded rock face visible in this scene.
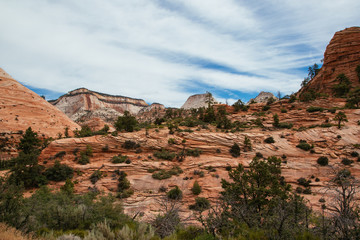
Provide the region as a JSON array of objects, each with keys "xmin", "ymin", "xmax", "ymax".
[
  {"xmin": 181, "ymin": 93, "xmax": 217, "ymax": 109},
  {"xmin": 38, "ymin": 97, "xmax": 360, "ymax": 222},
  {"xmin": 248, "ymin": 91, "xmax": 277, "ymax": 104},
  {"xmin": 51, "ymin": 88, "xmax": 149, "ymax": 122},
  {"xmin": 0, "ymin": 68, "xmax": 79, "ymax": 156},
  {"xmin": 300, "ymin": 27, "xmax": 360, "ymax": 96}
]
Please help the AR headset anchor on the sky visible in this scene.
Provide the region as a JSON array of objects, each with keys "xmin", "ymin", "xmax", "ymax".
[{"xmin": 0, "ymin": 1, "xmax": 359, "ymax": 107}]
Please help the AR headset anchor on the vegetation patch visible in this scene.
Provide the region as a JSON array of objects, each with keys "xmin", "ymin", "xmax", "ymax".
[
  {"xmin": 296, "ymin": 140, "xmax": 313, "ymax": 151},
  {"xmin": 44, "ymin": 160, "xmax": 74, "ymax": 182},
  {"xmin": 189, "ymin": 197, "xmax": 210, "ymax": 211},
  {"xmin": 152, "ymin": 166, "xmax": 183, "ymax": 180},
  {"xmin": 153, "ymin": 149, "xmax": 176, "ymax": 160}
]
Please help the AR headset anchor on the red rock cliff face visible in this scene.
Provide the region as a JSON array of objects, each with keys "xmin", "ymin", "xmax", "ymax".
[
  {"xmin": 51, "ymin": 88, "xmax": 149, "ymax": 121},
  {"xmin": 300, "ymin": 27, "xmax": 360, "ymax": 96},
  {"xmin": 0, "ymin": 68, "xmax": 80, "ymax": 156}
]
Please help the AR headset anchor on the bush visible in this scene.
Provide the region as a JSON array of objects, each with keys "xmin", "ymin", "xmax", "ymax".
[
  {"xmin": 44, "ymin": 161, "xmax": 74, "ymax": 182},
  {"xmin": 122, "ymin": 140, "xmax": 140, "ymax": 149},
  {"xmin": 152, "ymin": 167, "xmax": 183, "ymax": 180},
  {"xmin": 262, "ymin": 105, "xmax": 270, "ymax": 111},
  {"xmin": 191, "ymin": 181, "xmax": 202, "ymax": 195},
  {"xmin": 296, "ymin": 140, "xmax": 313, "ymax": 151},
  {"xmin": 194, "ymin": 170, "xmax": 204, "ymax": 177},
  {"xmin": 154, "ymin": 149, "xmax": 176, "ymax": 160},
  {"xmin": 186, "ymin": 148, "xmax": 202, "ymax": 157},
  {"xmin": 297, "ymin": 177, "xmax": 311, "ymax": 187},
  {"xmin": 54, "ymin": 151, "xmax": 66, "ymax": 159},
  {"xmin": 114, "ymin": 111, "xmax": 138, "ymax": 132},
  {"xmin": 167, "ymin": 186, "xmax": 182, "ymax": 200},
  {"xmin": 78, "ymin": 153, "xmax": 90, "ymax": 165},
  {"xmin": 341, "ymin": 158, "xmax": 354, "ymax": 165},
  {"xmin": 117, "ymin": 171, "xmax": 130, "ymax": 193},
  {"xmin": 277, "ymin": 122, "xmax": 293, "ymax": 129},
  {"xmin": 229, "ymin": 143, "xmax": 240, "ymax": 157},
  {"xmin": 303, "ymin": 188, "xmax": 312, "ymax": 194},
  {"xmin": 350, "ymin": 151, "xmax": 359, "ymax": 157},
  {"xmin": 281, "ymin": 109, "xmax": 287, "ymax": 113},
  {"xmin": 90, "ymin": 170, "xmax": 103, "ymax": 184},
  {"xmin": 189, "ymin": 197, "xmax": 210, "ymax": 211},
  {"xmin": 264, "ymin": 137, "xmax": 275, "ymax": 143},
  {"xmin": 306, "ymin": 106, "xmax": 324, "ymax": 112},
  {"xmin": 333, "ymin": 73, "xmax": 351, "ymax": 97},
  {"xmin": 317, "ymin": 156, "xmax": 329, "ymax": 166},
  {"xmin": 111, "ymin": 155, "xmax": 129, "ymax": 164}
]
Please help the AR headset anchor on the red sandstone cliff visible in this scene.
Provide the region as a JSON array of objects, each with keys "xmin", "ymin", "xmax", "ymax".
[
  {"xmin": 0, "ymin": 68, "xmax": 80, "ymax": 156},
  {"xmin": 300, "ymin": 27, "xmax": 360, "ymax": 96}
]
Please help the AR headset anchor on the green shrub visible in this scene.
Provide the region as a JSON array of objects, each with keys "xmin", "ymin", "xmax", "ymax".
[
  {"xmin": 78, "ymin": 153, "xmax": 89, "ymax": 165},
  {"xmin": 277, "ymin": 122, "xmax": 293, "ymax": 129},
  {"xmin": 264, "ymin": 137, "xmax": 275, "ymax": 143},
  {"xmin": 115, "ymin": 111, "xmax": 138, "ymax": 132},
  {"xmin": 297, "ymin": 177, "xmax": 311, "ymax": 187},
  {"xmin": 303, "ymin": 188, "xmax": 312, "ymax": 194},
  {"xmin": 90, "ymin": 170, "xmax": 103, "ymax": 184},
  {"xmin": 191, "ymin": 181, "xmax": 202, "ymax": 195},
  {"xmin": 44, "ymin": 160, "xmax": 74, "ymax": 182},
  {"xmin": 317, "ymin": 156, "xmax": 328, "ymax": 166},
  {"xmin": 333, "ymin": 73, "xmax": 351, "ymax": 97},
  {"xmin": 122, "ymin": 140, "xmax": 140, "ymax": 149},
  {"xmin": 117, "ymin": 171, "xmax": 130, "ymax": 193},
  {"xmin": 306, "ymin": 106, "xmax": 324, "ymax": 112},
  {"xmin": 350, "ymin": 151, "xmax": 359, "ymax": 157},
  {"xmin": 281, "ymin": 109, "xmax": 287, "ymax": 113},
  {"xmin": 54, "ymin": 151, "xmax": 66, "ymax": 159},
  {"xmin": 186, "ymin": 148, "xmax": 202, "ymax": 157},
  {"xmin": 229, "ymin": 143, "xmax": 240, "ymax": 157},
  {"xmin": 341, "ymin": 158, "xmax": 354, "ymax": 165},
  {"xmin": 189, "ymin": 197, "xmax": 210, "ymax": 211},
  {"xmin": 168, "ymin": 138, "xmax": 176, "ymax": 145},
  {"xmin": 111, "ymin": 154, "xmax": 129, "ymax": 164},
  {"xmin": 194, "ymin": 170, "xmax": 204, "ymax": 177},
  {"xmin": 167, "ymin": 186, "xmax": 182, "ymax": 200},
  {"xmin": 262, "ymin": 105, "xmax": 270, "ymax": 111},
  {"xmin": 296, "ymin": 140, "xmax": 313, "ymax": 151},
  {"xmin": 152, "ymin": 166, "xmax": 183, "ymax": 180},
  {"xmin": 153, "ymin": 149, "xmax": 176, "ymax": 160}
]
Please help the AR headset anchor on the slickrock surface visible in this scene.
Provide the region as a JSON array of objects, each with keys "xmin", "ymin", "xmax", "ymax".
[
  {"xmin": 300, "ymin": 27, "xmax": 360, "ymax": 96},
  {"xmin": 39, "ymin": 98, "xmax": 360, "ymax": 221},
  {"xmin": 181, "ymin": 93, "xmax": 217, "ymax": 109},
  {"xmin": 51, "ymin": 88, "xmax": 149, "ymax": 121},
  {"xmin": 0, "ymin": 68, "xmax": 79, "ymax": 156}
]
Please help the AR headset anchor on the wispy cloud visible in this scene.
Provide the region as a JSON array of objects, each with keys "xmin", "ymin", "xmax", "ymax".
[{"xmin": 0, "ymin": 0, "xmax": 359, "ymax": 107}]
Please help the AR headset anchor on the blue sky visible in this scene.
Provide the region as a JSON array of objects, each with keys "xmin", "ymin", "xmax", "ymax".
[{"xmin": 0, "ymin": 0, "xmax": 359, "ymax": 107}]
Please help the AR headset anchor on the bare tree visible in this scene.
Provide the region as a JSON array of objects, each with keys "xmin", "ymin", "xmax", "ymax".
[
  {"xmin": 150, "ymin": 197, "xmax": 182, "ymax": 238},
  {"xmin": 324, "ymin": 168, "xmax": 360, "ymax": 239}
]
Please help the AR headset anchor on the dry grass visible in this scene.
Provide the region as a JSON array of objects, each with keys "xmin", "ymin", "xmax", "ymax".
[{"xmin": 0, "ymin": 222, "xmax": 37, "ymax": 240}]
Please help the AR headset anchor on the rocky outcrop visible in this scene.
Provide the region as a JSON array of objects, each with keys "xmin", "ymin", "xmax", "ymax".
[
  {"xmin": 51, "ymin": 88, "xmax": 149, "ymax": 122},
  {"xmin": 181, "ymin": 93, "xmax": 217, "ymax": 109},
  {"xmin": 39, "ymin": 99, "xmax": 360, "ymax": 220},
  {"xmin": 0, "ymin": 68, "xmax": 79, "ymax": 156},
  {"xmin": 248, "ymin": 91, "xmax": 277, "ymax": 104},
  {"xmin": 137, "ymin": 103, "xmax": 166, "ymax": 122},
  {"xmin": 300, "ymin": 27, "xmax": 360, "ymax": 96}
]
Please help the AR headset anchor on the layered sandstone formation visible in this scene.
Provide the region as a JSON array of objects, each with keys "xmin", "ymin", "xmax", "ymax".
[
  {"xmin": 39, "ymin": 98, "xmax": 360, "ymax": 221},
  {"xmin": 51, "ymin": 88, "xmax": 149, "ymax": 122},
  {"xmin": 248, "ymin": 91, "xmax": 277, "ymax": 104},
  {"xmin": 181, "ymin": 93, "xmax": 217, "ymax": 109},
  {"xmin": 0, "ymin": 68, "xmax": 79, "ymax": 156},
  {"xmin": 300, "ymin": 27, "xmax": 360, "ymax": 96}
]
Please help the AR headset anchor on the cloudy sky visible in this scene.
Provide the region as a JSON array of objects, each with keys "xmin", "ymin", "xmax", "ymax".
[{"xmin": 0, "ymin": 1, "xmax": 359, "ymax": 107}]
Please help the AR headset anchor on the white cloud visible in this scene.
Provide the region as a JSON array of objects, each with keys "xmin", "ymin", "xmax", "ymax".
[{"xmin": 0, "ymin": 0, "xmax": 359, "ymax": 107}]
